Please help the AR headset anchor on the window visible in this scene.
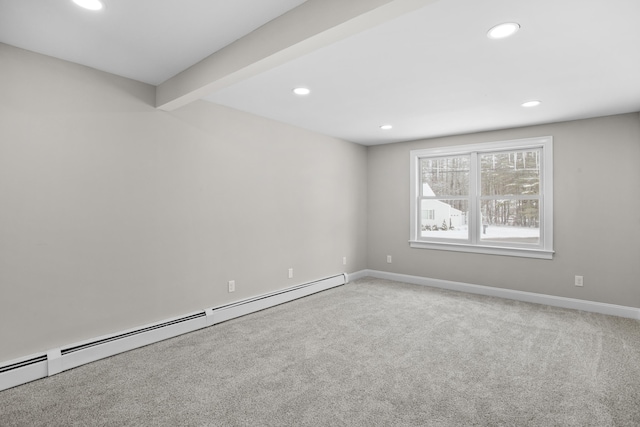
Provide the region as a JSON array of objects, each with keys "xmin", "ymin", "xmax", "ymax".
[
  {"xmin": 409, "ymin": 136, "xmax": 553, "ymax": 259},
  {"xmin": 423, "ymin": 209, "xmax": 435, "ymax": 220}
]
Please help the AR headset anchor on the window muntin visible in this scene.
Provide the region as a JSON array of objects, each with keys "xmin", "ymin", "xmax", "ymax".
[{"xmin": 409, "ymin": 137, "xmax": 553, "ymax": 259}]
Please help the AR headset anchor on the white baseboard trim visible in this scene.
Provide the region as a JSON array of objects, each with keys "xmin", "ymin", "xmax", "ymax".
[
  {"xmin": 345, "ymin": 270, "xmax": 370, "ymax": 282},
  {"xmin": 0, "ymin": 273, "xmax": 347, "ymax": 392},
  {"xmin": 361, "ymin": 269, "xmax": 640, "ymax": 320}
]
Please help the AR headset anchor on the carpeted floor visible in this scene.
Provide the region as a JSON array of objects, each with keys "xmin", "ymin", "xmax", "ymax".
[{"xmin": 1, "ymin": 277, "xmax": 639, "ymax": 426}]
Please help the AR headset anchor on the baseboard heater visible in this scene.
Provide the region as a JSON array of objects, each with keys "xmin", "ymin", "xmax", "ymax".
[{"xmin": 0, "ymin": 273, "xmax": 348, "ymax": 392}]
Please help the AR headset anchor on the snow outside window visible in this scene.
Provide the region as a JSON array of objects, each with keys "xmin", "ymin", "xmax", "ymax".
[{"xmin": 409, "ymin": 136, "xmax": 554, "ymax": 259}]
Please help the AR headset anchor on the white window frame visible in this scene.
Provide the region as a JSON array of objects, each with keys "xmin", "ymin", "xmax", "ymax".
[{"xmin": 409, "ymin": 136, "xmax": 554, "ymax": 259}]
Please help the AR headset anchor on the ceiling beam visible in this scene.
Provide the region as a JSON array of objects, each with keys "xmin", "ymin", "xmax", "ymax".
[{"xmin": 155, "ymin": 0, "xmax": 437, "ymax": 111}]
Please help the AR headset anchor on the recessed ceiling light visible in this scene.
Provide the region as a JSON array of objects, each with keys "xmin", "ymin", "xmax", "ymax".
[
  {"xmin": 380, "ymin": 124, "xmax": 393, "ymax": 130},
  {"xmin": 72, "ymin": 0, "xmax": 104, "ymax": 10},
  {"xmin": 521, "ymin": 100, "xmax": 541, "ymax": 108},
  {"xmin": 487, "ymin": 22, "xmax": 520, "ymax": 39},
  {"xmin": 292, "ymin": 87, "xmax": 311, "ymax": 96}
]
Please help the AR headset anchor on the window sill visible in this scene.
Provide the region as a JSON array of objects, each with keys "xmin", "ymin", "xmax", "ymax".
[{"xmin": 409, "ymin": 240, "xmax": 554, "ymax": 259}]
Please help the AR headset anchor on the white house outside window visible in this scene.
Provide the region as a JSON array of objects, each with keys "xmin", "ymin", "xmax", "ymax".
[{"xmin": 409, "ymin": 136, "xmax": 554, "ymax": 259}]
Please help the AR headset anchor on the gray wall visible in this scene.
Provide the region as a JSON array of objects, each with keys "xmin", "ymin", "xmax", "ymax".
[
  {"xmin": 0, "ymin": 44, "xmax": 368, "ymax": 363},
  {"xmin": 368, "ymin": 113, "xmax": 640, "ymax": 308},
  {"xmin": 2, "ymin": 41, "xmax": 639, "ymax": 366}
]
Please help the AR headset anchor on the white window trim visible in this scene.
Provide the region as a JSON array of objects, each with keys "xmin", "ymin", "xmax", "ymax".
[{"xmin": 409, "ymin": 136, "xmax": 554, "ymax": 259}]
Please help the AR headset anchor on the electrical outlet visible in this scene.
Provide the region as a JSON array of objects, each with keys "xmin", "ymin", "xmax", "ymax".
[
  {"xmin": 288, "ymin": 268, "xmax": 293, "ymax": 279},
  {"xmin": 228, "ymin": 280, "xmax": 236, "ymax": 293},
  {"xmin": 387, "ymin": 255, "xmax": 392, "ymax": 263},
  {"xmin": 574, "ymin": 275, "xmax": 583, "ymax": 287},
  {"xmin": 342, "ymin": 257, "xmax": 347, "ymax": 265}
]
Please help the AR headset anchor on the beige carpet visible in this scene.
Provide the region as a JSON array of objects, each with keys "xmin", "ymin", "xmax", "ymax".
[{"xmin": 1, "ymin": 277, "xmax": 639, "ymax": 426}]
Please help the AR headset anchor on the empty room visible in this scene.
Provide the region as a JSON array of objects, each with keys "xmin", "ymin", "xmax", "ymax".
[{"xmin": 1, "ymin": 0, "xmax": 639, "ymax": 425}]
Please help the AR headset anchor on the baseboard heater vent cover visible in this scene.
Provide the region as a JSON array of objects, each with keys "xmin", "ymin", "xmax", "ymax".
[
  {"xmin": 0, "ymin": 354, "xmax": 49, "ymax": 392},
  {"xmin": 0, "ymin": 273, "xmax": 347, "ymax": 392},
  {"xmin": 207, "ymin": 273, "xmax": 347, "ymax": 325},
  {"xmin": 0, "ymin": 354, "xmax": 47, "ymax": 374},
  {"xmin": 61, "ymin": 312, "xmax": 206, "ymax": 356}
]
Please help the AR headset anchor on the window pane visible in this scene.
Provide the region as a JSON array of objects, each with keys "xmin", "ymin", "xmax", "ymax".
[
  {"xmin": 421, "ymin": 156, "xmax": 470, "ymax": 197},
  {"xmin": 420, "ymin": 199, "xmax": 469, "ymax": 239},
  {"xmin": 480, "ymin": 150, "xmax": 540, "ymax": 196},
  {"xmin": 480, "ymin": 199, "xmax": 539, "ymax": 244}
]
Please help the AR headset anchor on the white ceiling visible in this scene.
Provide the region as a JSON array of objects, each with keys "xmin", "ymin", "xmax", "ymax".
[
  {"xmin": 0, "ymin": 0, "xmax": 307, "ymax": 85},
  {"xmin": 2, "ymin": 0, "xmax": 640, "ymax": 145}
]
